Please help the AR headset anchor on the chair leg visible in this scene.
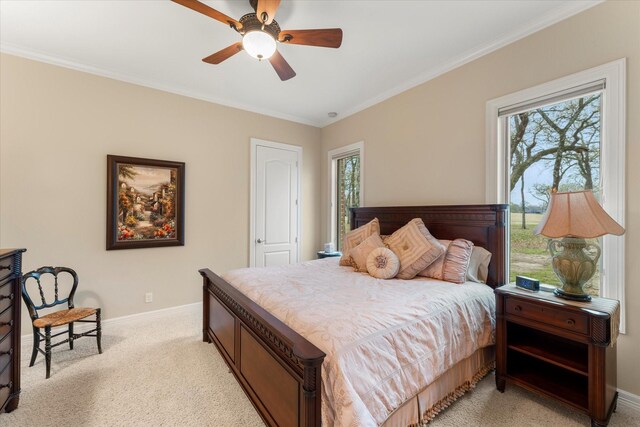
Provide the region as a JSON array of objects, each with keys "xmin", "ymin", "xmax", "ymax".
[
  {"xmin": 96, "ymin": 308, "xmax": 102, "ymax": 354},
  {"xmin": 45, "ymin": 325, "xmax": 52, "ymax": 379},
  {"xmin": 29, "ymin": 327, "xmax": 40, "ymax": 367},
  {"xmin": 68, "ymin": 322, "xmax": 74, "ymax": 350}
]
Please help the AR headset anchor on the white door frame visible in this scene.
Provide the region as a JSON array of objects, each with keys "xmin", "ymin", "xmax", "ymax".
[{"xmin": 250, "ymin": 138, "xmax": 302, "ymax": 267}]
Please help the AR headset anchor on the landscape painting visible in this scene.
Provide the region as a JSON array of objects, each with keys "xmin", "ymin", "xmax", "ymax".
[{"xmin": 107, "ymin": 155, "xmax": 185, "ymax": 250}]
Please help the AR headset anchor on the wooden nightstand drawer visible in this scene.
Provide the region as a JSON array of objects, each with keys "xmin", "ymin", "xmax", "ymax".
[
  {"xmin": 0, "ymin": 306, "xmax": 13, "ymax": 339},
  {"xmin": 0, "ymin": 284, "xmax": 14, "ymax": 314},
  {"xmin": 0, "ymin": 329, "xmax": 12, "ymax": 369},
  {"xmin": 0, "ymin": 256, "xmax": 13, "ymax": 282},
  {"xmin": 506, "ymin": 297, "xmax": 588, "ymax": 334},
  {"xmin": 0, "ymin": 360, "xmax": 12, "ymax": 409}
]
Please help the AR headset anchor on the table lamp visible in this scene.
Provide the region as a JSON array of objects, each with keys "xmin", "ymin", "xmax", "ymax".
[{"xmin": 534, "ymin": 190, "xmax": 625, "ymax": 301}]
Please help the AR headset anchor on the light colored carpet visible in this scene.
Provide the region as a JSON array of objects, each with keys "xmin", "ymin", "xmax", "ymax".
[{"xmin": 4, "ymin": 308, "xmax": 639, "ymax": 427}]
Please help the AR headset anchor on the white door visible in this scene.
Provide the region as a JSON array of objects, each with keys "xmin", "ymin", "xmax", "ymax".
[{"xmin": 251, "ymin": 139, "xmax": 301, "ymax": 267}]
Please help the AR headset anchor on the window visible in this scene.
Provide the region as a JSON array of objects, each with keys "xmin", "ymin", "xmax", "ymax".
[
  {"xmin": 328, "ymin": 142, "xmax": 364, "ymax": 251},
  {"xmin": 507, "ymin": 92, "xmax": 603, "ymax": 294},
  {"xmin": 486, "ymin": 59, "xmax": 626, "ymax": 331}
]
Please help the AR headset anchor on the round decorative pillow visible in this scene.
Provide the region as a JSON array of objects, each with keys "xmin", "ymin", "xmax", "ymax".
[{"xmin": 366, "ymin": 247, "xmax": 400, "ymax": 279}]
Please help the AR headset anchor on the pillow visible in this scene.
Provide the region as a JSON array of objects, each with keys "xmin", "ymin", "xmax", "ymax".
[
  {"xmin": 442, "ymin": 239, "xmax": 474, "ymax": 284},
  {"xmin": 420, "ymin": 239, "xmax": 475, "ymax": 284},
  {"xmin": 350, "ymin": 233, "xmax": 385, "ymax": 272},
  {"xmin": 339, "ymin": 218, "xmax": 380, "ymax": 266},
  {"xmin": 418, "ymin": 240, "xmax": 452, "ymax": 280},
  {"xmin": 366, "ymin": 247, "xmax": 400, "ymax": 279},
  {"xmin": 467, "ymin": 246, "xmax": 492, "ymax": 283},
  {"xmin": 385, "ymin": 218, "xmax": 445, "ymax": 280}
]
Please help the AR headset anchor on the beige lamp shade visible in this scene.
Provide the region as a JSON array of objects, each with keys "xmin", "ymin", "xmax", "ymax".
[{"xmin": 534, "ymin": 190, "xmax": 625, "ymax": 238}]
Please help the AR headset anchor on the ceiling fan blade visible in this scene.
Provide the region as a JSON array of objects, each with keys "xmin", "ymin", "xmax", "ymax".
[
  {"xmin": 278, "ymin": 29, "xmax": 343, "ymax": 48},
  {"xmin": 172, "ymin": 0, "xmax": 242, "ymax": 30},
  {"xmin": 256, "ymin": 0, "xmax": 281, "ymax": 25},
  {"xmin": 268, "ymin": 50, "xmax": 296, "ymax": 81},
  {"xmin": 202, "ymin": 42, "xmax": 243, "ymax": 64}
]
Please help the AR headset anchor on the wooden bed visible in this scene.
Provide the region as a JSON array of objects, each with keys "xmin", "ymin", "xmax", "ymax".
[{"xmin": 199, "ymin": 204, "xmax": 508, "ymax": 427}]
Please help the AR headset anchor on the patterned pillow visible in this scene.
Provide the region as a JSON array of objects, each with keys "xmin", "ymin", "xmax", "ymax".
[
  {"xmin": 418, "ymin": 240, "xmax": 452, "ymax": 280},
  {"xmin": 385, "ymin": 218, "xmax": 445, "ymax": 280},
  {"xmin": 339, "ymin": 218, "xmax": 380, "ymax": 266},
  {"xmin": 467, "ymin": 246, "xmax": 492, "ymax": 283},
  {"xmin": 350, "ymin": 233, "xmax": 385, "ymax": 272},
  {"xmin": 366, "ymin": 247, "xmax": 400, "ymax": 279},
  {"xmin": 419, "ymin": 239, "xmax": 474, "ymax": 284},
  {"xmin": 442, "ymin": 239, "xmax": 474, "ymax": 284}
]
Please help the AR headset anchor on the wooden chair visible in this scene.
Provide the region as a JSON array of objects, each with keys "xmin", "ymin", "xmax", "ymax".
[{"xmin": 21, "ymin": 267, "xmax": 102, "ymax": 378}]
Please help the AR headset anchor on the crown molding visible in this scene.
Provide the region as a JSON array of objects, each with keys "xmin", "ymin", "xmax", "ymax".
[
  {"xmin": 320, "ymin": 0, "xmax": 603, "ymax": 128},
  {"xmin": 1, "ymin": 1, "xmax": 602, "ymax": 129},
  {"xmin": 0, "ymin": 42, "xmax": 319, "ymax": 128}
]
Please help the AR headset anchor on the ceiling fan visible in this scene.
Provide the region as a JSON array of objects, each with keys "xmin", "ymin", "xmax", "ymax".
[{"xmin": 172, "ymin": 0, "xmax": 343, "ymax": 81}]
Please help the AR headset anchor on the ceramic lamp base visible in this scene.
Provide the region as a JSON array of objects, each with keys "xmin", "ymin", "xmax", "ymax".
[
  {"xmin": 548, "ymin": 237, "xmax": 601, "ymax": 303},
  {"xmin": 553, "ymin": 287, "xmax": 592, "ymax": 302}
]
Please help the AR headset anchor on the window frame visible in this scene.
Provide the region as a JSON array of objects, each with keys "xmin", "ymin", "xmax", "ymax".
[
  {"xmin": 485, "ymin": 59, "xmax": 626, "ymax": 332},
  {"xmin": 328, "ymin": 141, "xmax": 364, "ymax": 250}
]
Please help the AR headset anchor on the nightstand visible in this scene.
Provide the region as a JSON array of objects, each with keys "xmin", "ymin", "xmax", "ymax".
[
  {"xmin": 495, "ymin": 285, "xmax": 619, "ymax": 427},
  {"xmin": 317, "ymin": 251, "xmax": 341, "ymax": 259}
]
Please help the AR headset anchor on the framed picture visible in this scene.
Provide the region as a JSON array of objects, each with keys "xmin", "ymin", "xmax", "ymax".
[{"xmin": 107, "ymin": 155, "xmax": 185, "ymax": 250}]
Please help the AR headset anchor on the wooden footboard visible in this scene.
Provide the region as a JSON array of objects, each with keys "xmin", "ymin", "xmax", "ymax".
[{"xmin": 200, "ymin": 268, "xmax": 325, "ymax": 427}]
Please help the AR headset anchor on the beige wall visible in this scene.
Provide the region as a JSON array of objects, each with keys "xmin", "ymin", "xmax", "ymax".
[
  {"xmin": 321, "ymin": 1, "xmax": 640, "ymax": 394},
  {"xmin": 0, "ymin": 54, "xmax": 322, "ymax": 334}
]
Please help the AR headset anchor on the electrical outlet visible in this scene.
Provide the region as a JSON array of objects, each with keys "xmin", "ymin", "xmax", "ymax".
[{"xmin": 145, "ymin": 292, "xmax": 153, "ymax": 303}]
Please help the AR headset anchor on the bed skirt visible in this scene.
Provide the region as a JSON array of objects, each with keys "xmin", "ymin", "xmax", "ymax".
[{"xmin": 381, "ymin": 345, "xmax": 495, "ymax": 427}]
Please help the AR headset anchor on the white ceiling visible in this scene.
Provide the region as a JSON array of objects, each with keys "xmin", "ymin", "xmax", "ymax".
[{"xmin": 0, "ymin": 0, "xmax": 600, "ymax": 127}]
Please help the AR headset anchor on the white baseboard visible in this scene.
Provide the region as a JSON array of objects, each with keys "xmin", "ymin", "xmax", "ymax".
[
  {"xmin": 21, "ymin": 302, "xmax": 202, "ymax": 355},
  {"xmin": 618, "ymin": 388, "xmax": 640, "ymax": 413}
]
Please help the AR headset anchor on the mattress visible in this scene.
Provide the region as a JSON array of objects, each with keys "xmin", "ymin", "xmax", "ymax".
[{"xmin": 223, "ymin": 257, "xmax": 495, "ymax": 426}]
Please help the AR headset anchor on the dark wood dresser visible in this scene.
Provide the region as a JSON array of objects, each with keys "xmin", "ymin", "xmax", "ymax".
[
  {"xmin": 495, "ymin": 284, "xmax": 618, "ymax": 427},
  {"xmin": 0, "ymin": 249, "xmax": 25, "ymax": 413}
]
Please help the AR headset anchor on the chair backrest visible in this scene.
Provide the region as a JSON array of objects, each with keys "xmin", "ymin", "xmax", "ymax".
[{"xmin": 21, "ymin": 266, "xmax": 79, "ymax": 320}]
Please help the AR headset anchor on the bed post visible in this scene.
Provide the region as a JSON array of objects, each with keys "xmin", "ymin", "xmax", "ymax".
[
  {"xmin": 202, "ymin": 275, "xmax": 210, "ymax": 343},
  {"xmin": 492, "ymin": 204, "xmax": 508, "ymax": 286},
  {"xmin": 302, "ymin": 359, "xmax": 323, "ymax": 426}
]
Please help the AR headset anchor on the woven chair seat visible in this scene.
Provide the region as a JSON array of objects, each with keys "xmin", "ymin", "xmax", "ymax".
[{"xmin": 33, "ymin": 307, "xmax": 98, "ymax": 328}]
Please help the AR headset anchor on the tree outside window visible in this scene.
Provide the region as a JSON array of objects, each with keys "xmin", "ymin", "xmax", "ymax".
[
  {"xmin": 509, "ymin": 93, "xmax": 602, "ymax": 295},
  {"xmin": 336, "ymin": 154, "xmax": 360, "ymax": 251}
]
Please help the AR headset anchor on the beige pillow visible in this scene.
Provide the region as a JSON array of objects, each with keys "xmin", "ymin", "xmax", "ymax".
[
  {"xmin": 418, "ymin": 240, "xmax": 452, "ymax": 280},
  {"xmin": 385, "ymin": 218, "xmax": 445, "ymax": 280},
  {"xmin": 467, "ymin": 246, "xmax": 492, "ymax": 283},
  {"xmin": 420, "ymin": 239, "xmax": 475, "ymax": 284},
  {"xmin": 442, "ymin": 239, "xmax": 474, "ymax": 284},
  {"xmin": 339, "ymin": 218, "xmax": 380, "ymax": 266},
  {"xmin": 366, "ymin": 247, "xmax": 400, "ymax": 279},
  {"xmin": 350, "ymin": 233, "xmax": 385, "ymax": 272}
]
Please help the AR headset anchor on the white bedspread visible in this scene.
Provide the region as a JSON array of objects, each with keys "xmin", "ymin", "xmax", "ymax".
[{"xmin": 223, "ymin": 258, "xmax": 495, "ymax": 427}]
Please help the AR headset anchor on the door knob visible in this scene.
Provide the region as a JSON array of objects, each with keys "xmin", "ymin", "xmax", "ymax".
[{"xmin": 256, "ymin": 238, "xmax": 264, "ymax": 244}]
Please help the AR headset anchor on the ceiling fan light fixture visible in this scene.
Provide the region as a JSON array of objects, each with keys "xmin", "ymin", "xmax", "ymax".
[{"xmin": 242, "ymin": 30, "xmax": 277, "ymax": 60}]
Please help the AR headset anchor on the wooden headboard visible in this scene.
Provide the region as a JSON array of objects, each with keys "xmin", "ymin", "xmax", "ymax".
[{"xmin": 350, "ymin": 204, "xmax": 508, "ymax": 288}]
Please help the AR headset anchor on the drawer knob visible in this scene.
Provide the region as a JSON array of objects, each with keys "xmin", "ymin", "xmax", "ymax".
[
  {"xmin": 0, "ymin": 293, "xmax": 13, "ymax": 301},
  {"xmin": 566, "ymin": 319, "xmax": 575, "ymax": 326},
  {"xmin": 0, "ymin": 348, "xmax": 12, "ymax": 357},
  {"xmin": 0, "ymin": 381, "xmax": 12, "ymax": 390},
  {"xmin": 0, "ymin": 320, "xmax": 13, "ymax": 327},
  {"xmin": 0, "ymin": 266, "xmax": 10, "ymax": 271},
  {"xmin": 514, "ymin": 305, "xmax": 522, "ymax": 312}
]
